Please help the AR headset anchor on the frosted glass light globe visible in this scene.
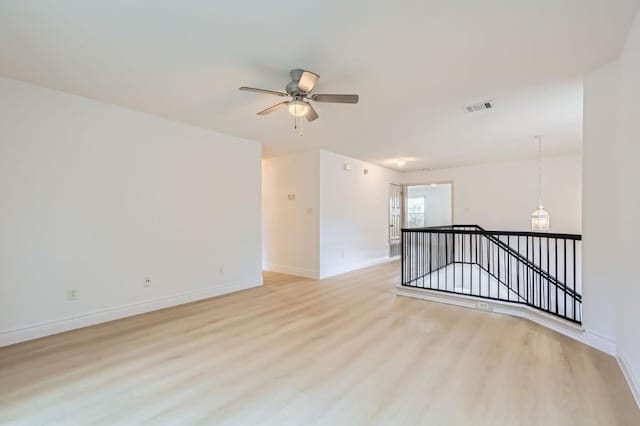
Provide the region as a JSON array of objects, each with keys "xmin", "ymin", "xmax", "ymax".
[{"xmin": 288, "ymin": 101, "xmax": 310, "ymax": 117}]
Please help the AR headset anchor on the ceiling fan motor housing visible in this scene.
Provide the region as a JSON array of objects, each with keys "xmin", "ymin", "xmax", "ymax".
[
  {"xmin": 286, "ymin": 80, "xmax": 300, "ymax": 95},
  {"xmin": 286, "ymin": 69, "xmax": 319, "ymax": 95}
]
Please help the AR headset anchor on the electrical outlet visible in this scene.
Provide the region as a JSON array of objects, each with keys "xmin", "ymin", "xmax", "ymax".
[
  {"xmin": 143, "ymin": 277, "xmax": 151, "ymax": 287},
  {"xmin": 67, "ymin": 289, "xmax": 78, "ymax": 301},
  {"xmin": 476, "ymin": 301, "xmax": 492, "ymax": 311},
  {"xmin": 219, "ymin": 266, "xmax": 224, "ymax": 275}
]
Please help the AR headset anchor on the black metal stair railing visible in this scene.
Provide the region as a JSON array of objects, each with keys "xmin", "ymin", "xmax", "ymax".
[{"xmin": 401, "ymin": 225, "xmax": 582, "ymax": 324}]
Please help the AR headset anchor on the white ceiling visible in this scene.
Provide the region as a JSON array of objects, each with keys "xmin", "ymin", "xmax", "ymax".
[{"xmin": 1, "ymin": 0, "xmax": 637, "ymax": 170}]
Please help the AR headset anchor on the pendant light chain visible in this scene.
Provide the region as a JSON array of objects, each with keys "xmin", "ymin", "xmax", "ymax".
[
  {"xmin": 531, "ymin": 135, "xmax": 550, "ymax": 231},
  {"xmin": 537, "ymin": 135, "xmax": 542, "ymax": 205}
]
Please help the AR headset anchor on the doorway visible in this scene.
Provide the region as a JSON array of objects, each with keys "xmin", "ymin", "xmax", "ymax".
[
  {"xmin": 404, "ymin": 183, "xmax": 453, "ymax": 228},
  {"xmin": 389, "ymin": 183, "xmax": 402, "ymax": 258}
]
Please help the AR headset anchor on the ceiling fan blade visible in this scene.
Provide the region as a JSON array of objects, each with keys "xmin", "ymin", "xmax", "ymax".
[
  {"xmin": 297, "ymin": 70, "xmax": 320, "ymax": 93},
  {"xmin": 257, "ymin": 101, "xmax": 289, "ymax": 115},
  {"xmin": 306, "ymin": 104, "xmax": 319, "ymax": 122},
  {"xmin": 239, "ymin": 86, "xmax": 288, "ymax": 97},
  {"xmin": 311, "ymin": 94, "xmax": 359, "ymax": 104}
]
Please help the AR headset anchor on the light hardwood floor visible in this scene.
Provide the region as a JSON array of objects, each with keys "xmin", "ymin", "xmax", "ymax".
[{"xmin": 1, "ymin": 261, "xmax": 638, "ymax": 425}]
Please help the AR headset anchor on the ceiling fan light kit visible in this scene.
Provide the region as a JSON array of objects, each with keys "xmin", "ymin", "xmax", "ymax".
[
  {"xmin": 239, "ymin": 69, "xmax": 359, "ymax": 123},
  {"xmin": 288, "ymin": 100, "xmax": 310, "ymax": 117}
]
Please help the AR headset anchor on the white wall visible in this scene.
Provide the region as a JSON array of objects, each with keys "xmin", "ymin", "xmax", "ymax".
[
  {"xmin": 582, "ymin": 61, "xmax": 620, "ymax": 347},
  {"xmin": 0, "ymin": 77, "xmax": 263, "ymax": 345},
  {"xmin": 583, "ymin": 8, "xmax": 640, "ymax": 406},
  {"xmin": 400, "ymin": 155, "xmax": 582, "ymax": 234},
  {"xmin": 615, "ymin": 10, "xmax": 640, "ymax": 405},
  {"xmin": 262, "ymin": 151, "xmax": 320, "ymax": 278},
  {"xmin": 319, "ymin": 150, "xmax": 401, "ymax": 278}
]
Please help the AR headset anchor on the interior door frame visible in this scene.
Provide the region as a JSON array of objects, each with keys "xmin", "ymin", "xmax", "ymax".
[
  {"xmin": 388, "ymin": 183, "xmax": 402, "ymax": 243},
  {"xmin": 402, "ymin": 180, "xmax": 455, "ymax": 228}
]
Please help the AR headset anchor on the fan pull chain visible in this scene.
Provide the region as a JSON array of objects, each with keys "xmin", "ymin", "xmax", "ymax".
[{"xmin": 293, "ymin": 115, "xmax": 303, "ymax": 136}]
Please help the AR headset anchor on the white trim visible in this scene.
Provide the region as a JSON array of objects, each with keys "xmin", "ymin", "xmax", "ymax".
[
  {"xmin": 263, "ymin": 263, "xmax": 320, "ymax": 279},
  {"xmin": 0, "ymin": 279, "xmax": 262, "ymax": 347},
  {"xmin": 319, "ymin": 256, "xmax": 393, "ymax": 279},
  {"xmin": 618, "ymin": 353, "xmax": 640, "ymax": 409},
  {"xmin": 265, "ymin": 257, "xmax": 397, "ymax": 280},
  {"xmin": 581, "ymin": 330, "xmax": 617, "ymax": 357},
  {"xmin": 397, "ymin": 286, "xmax": 616, "ymax": 356}
]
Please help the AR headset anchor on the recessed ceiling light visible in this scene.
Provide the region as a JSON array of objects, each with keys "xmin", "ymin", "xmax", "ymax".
[{"xmin": 396, "ymin": 160, "xmax": 407, "ymax": 167}]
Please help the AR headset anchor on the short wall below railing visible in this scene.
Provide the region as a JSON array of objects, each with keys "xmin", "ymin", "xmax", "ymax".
[{"xmin": 397, "ymin": 283, "xmax": 617, "ymax": 356}]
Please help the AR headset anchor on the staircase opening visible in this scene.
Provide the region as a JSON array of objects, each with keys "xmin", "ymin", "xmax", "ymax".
[{"xmin": 400, "ymin": 225, "xmax": 582, "ymax": 324}]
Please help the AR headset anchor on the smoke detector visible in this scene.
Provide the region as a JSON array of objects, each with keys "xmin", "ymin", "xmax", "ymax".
[{"xmin": 465, "ymin": 101, "xmax": 493, "ymax": 113}]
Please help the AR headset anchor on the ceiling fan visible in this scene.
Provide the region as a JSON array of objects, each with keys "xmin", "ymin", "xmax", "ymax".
[{"xmin": 239, "ymin": 69, "xmax": 359, "ymax": 122}]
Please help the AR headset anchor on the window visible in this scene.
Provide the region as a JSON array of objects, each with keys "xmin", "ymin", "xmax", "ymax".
[{"xmin": 407, "ymin": 197, "xmax": 425, "ymax": 227}]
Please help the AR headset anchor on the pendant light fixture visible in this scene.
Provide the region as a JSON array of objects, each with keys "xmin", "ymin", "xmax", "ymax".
[{"xmin": 531, "ymin": 135, "xmax": 550, "ymax": 231}]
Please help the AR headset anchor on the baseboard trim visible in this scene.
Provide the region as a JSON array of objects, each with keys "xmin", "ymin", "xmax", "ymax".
[
  {"xmin": 581, "ymin": 330, "xmax": 617, "ymax": 357},
  {"xmin": 0, "ymin": 279, "xmax": 262, "ymax": 347},
  {"xmin": 618, "ymin": 353, "xmax": 640, "ymax": 409},
  {"xmin": 264, "ymin": 257, "xmax": 396, "ymax": 280},
  {"xmin": 263, "ymin": 263, "xmax": 320, "ymax": 279},
  {"xmin": 397, "ymin": 286, "xmax": 616, "ymax": 356},
  {"xmin": 319, "ymin": 256, "xmax": 394, "ymax": 279}
]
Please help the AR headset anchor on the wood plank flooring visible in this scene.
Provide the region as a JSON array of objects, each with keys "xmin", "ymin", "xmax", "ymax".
[{"xmin": 1, "ymin": 261, "xmax": 638, "ymax": 425}]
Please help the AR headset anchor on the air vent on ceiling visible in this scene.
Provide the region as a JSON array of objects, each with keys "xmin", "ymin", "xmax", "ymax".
[{"xmin": 465, "ymin": 101, "xmax": 493, "ymax": 113}]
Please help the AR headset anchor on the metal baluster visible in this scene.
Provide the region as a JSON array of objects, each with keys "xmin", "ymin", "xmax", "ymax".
[
  {"xmin": 526, "ymin": 235, "xmax": 531, "ymax": 305},
  {"xmin": 546, "ymin": 237, "xmax": 550, "ymax": 311},
  {"xmin": 554, "ymin": 238, "xmax": 558, "ymax": 315},
  {"xmin": 497, "ymin": 235, "xmax": 501, "ymax": 300},
  {"xmin": 445, "ymin": 232, "xmax": 448, "ymax": 289},
  {"xmin": 538, "ymin": 236, "xmax": 542, "ymax": 309},
  {"xmin": 453, "ymin": 233, "xmax": 456, "ymax": 290},
  {"xmin": 437, "ymin": 233, "xmax": 440, "ymax": 290},
  {"xmin": 411, "ymin": 231, "xmax": 414, "ymax": 284},
  {"xmin": 422, "ymin": 231, "xmax": 425, "ymax": 288},
  {"xmin": 573, "ymin": 240, "xmax": 576, "ymax": 322},
  {"xmin": 469, "ymin": 234, "xmax": 473, "ymax": 294},
  {"xmin": 420, "ymin": 232, "xmax": 423, "ymax": 288},
  {"xmin": 517, "ymin": 236, "xmax": 521, "ymax": 300},
  {"xmin": 461, "ymin": 232, "xmax": 465, "ymax": 293},
  {"xmin": 480, "ymin": 234, "xmax": 483, "ymax": 297},
  {"xmin": 476, "ymin": 233, "xmax": 480, "ymax": 295},
  {"xmin": 487, "ymin": 238, "xmax": 493, "ymax": 296},
  {"xmin": 564, "ymin": 239, "xmax": 567, "ymax": 320},
  {"xmin": 400, "ymin": 230, "xmax": 403, "ymax": 284},
  {"xmin": 507, "ymin": 235, "xmax": 511, "ymax": 300}
]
